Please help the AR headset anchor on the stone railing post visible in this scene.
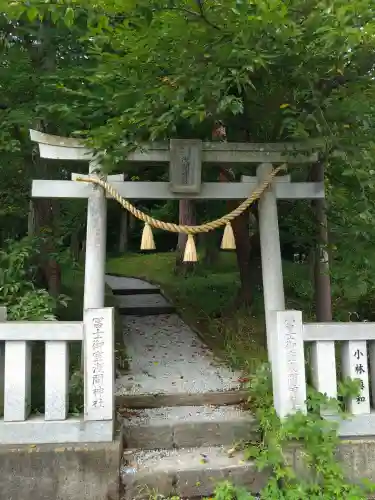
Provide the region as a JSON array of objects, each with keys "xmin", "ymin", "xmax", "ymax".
[
  {"xmin": 272, "ymin": 310, "xmax": 307, "ymax": 418},
  {"xmin": 84, "ymin": 308, "xmax": 115, "ymax": 426}
]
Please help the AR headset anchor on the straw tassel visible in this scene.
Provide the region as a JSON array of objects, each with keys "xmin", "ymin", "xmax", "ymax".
[
  {"xmin": 183, "ymin": 234, "xmax": 198, "ymax": 262},
  {"xmin": 140, "ymin": 223, "xmax": 156, "ymax": 250},
  {"xmin": 220, "ymin": 222, "xmax": 236, "ymax": 250}
]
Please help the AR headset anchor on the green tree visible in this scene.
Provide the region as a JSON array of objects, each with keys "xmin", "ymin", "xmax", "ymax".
[
  {"xmin": 64, "ymin": 0, "xmax": 375, "ymax": 311},
  {"xmin": 4, "ymin": 0, "xmax": 375, "ymax": 312}
]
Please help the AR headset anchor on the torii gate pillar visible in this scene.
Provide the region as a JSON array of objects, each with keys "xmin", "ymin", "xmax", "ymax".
[
  {"xmin": 257, "ymin": 163, "xmax": 285, "ymax": 359},
  {"xmin": 83, "ymin": 159, "xmax": 107, "ymax": 312}
]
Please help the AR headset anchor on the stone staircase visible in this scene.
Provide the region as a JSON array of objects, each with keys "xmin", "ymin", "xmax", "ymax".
[
  {"xmin": 106, "ymin": 275, "xmax": 175, "ymax": 316},
  {"xmin": 119, "ymin": 405, "xmax": 264, "ymax": 499},
  {"xmin": 105, "ymin": 274, "xmax": 264, "ymax": 499}
]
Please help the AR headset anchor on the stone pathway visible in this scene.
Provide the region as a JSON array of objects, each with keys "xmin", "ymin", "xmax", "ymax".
[
  {"xmin": 105, "ymin": 275, "xmax": 160, "ymax": 294},
  {"xmin": 105, "ymin": 274, "xmax": 259, "ymax": 500},
  {"xmin": 106, "ymin": 275, "xmax": 174, "ymax": 315},
  {"xmin": 116, "ymin": 314, "xmax": 246, "ymax": 407},
  {"xmin": 106, "ymin": 274, "xmax": 246, "ymax": 406}
]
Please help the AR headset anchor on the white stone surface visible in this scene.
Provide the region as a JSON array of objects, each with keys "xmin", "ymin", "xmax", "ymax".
[
  {"xmin": 0, "ymin": 322, "xmax": 83, "ymax": 341},
  {"xmin": 32, "ymin": 180, "xmax": 92, "ymax": 198},
  {"xmin": 32, "ymin": 179, "xmax": 325, "ymax": 200},
  {"xmin": 105, "ymin": 275, "xmax": 159, "ymax": 292},
  {"xmin": 45, "ymin": 341, "xmax": 69, "ymax": 421},
  {"xmin": 84, "ymin": 308, "xmax": 114, "ymax": 422},
  {"xmin": 311, "ymin": 341, "xmax": 337, "ymax": 402},
  {"xmin": 83, "ymin": 160, "xmax": 107, "ymax": 312},
  {"xmin": 71, "ymin": 173, "xmax": 125, "ymax": 182},
  {"xmin": 276, "ymin": 182, "xmax": 325, "ymax": 199},
  {"xmin": 244, "ymin": 174, "xmax": 325, "ymax": 200},
  {"xmin": 116, "ymin": 314, "xmax": 241, "ymax": 397},
  {"xmin": 271, "ymin": 310, "xmax": 306, "ymax": 418},
  {"xmin": 124, "ymin": 404, "xmax": 253, "ymax": 427},
  {"xmin": 0, "ymin": 417, "xmax": 113, "ymax": 444},
  {"xmin": 169, "ymin": 139, "xmax": 202, "ymax": 194},
  {"xmin": 30, "ymin": 129, "xmax": 318, "ymax": 164},
  {"xmin": 122, "ymin": 445, "xmax": 256, "ymax": 476},
  {"xmin": 4, "ymin": 341, "xmax": 31, "ymax": 422},
  {"xmin": 38, "ymin": 143, "xmax": 92, "ymax": 161},
  {"xmin": 243, "ymin": 174, "xmax": 291, "ymax": 184},
  {"xmin": 304, "ymin": 321, "xmax": 375, "ymax": 341},
  {"xmin": 257, "ymin": 163, "xmax": 285, "ymax": 360},
  {"xmin": 341, "ymin": 340, "xmax": 370, "ymax": 414},
  {"xmin": 326, "ymin": 411, "xmax": 375, "ymax": 437}
]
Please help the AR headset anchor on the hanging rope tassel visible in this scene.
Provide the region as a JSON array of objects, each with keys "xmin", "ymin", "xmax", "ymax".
[
  {"xmin": 220, "ymin": 222, "xmax": 236, "ymax": 250},
  {"xmin": 183, "ymin": 234, "xmax": 198, "ymax": 262},
  {"xmin": 140, "ymin": 223, "xmax": 156, "ymax": 250},
  {"xmin": 75, "ymin": 165, "xmax": 286, "ymax": 253}
]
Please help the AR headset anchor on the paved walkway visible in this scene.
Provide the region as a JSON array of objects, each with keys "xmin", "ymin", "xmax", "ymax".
[
  {"xmin": 105, "ymin": 275, "xmax": 244, "ymax": 407},
  {"xmin": 106, "ymin": 275, "xmax": 253, "ymax": 499},
  {"xmin": 105, "ymin": 275, "xmax": 160, "ymax": 293}
]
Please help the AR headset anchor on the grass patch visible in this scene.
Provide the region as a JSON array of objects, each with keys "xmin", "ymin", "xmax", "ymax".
[{"xmin": 107, "ymin": 252, "xmax": 312, "ymax": 373}]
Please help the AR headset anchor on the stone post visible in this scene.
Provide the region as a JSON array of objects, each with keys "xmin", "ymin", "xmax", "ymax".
[
  {"xmin": 83, "ymin": 159, "xmax": 107, "ymax": 312},
  {"xmin": 84, "ymin": 307, "xmax": 114, "ymax": 425},
  {"xmin": 257, "ymin": 163, "xmax": 285, "ymax": 363},
  {"xmin": 271, "ymin": 310, "xmax": 307, "ymax": 418}
]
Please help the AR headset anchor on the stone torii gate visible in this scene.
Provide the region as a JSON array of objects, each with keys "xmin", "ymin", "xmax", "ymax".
[{"xmin": 29, "ymin": 129, "xmax": 324, "ymax": 363}]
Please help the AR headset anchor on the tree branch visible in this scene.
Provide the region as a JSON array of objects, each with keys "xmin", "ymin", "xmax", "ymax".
[{"xmin": 195, "ymin": 0, "xmax": 221, "ymax": 30}]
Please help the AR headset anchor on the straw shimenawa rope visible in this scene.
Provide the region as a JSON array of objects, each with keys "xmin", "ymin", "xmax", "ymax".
[
  {"xmin": 76, "ymin": 163, "xmax": 286, "ymax": 234},
  {"xmin": 76, "ymin": 163, "xmax": 287, "ymax": 261}
]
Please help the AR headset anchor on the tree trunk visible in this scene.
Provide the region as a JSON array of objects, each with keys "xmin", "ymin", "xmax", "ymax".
[
  {"xmin": 231, "ymin": 208, "xmax": 253, "ymax": 307},
  {"xmin": 33, "ymin": 198, "xmax": 61, "ymax": 297},
  {"xmin": 118, "ymin": 210, "xmax": 129, "ymax": 253},
  {"xmin": 175, "ymin": 199, "xmax": 196, "ymax": 274},
  {"xmin": 70, "ymin": 230, "xmax": 81, "ymax": 261},
  {"xmin": 311, "ymin": 161, "xmax": 332, "ymax": 321},
  {"xmin": 202, "ymin": 231, "xmax": 220, "ymax": 267},
  {"xmin": 129, "ymin": 213, "xmax": 136, "ymax": 231},
  {"xmin": 26, "ymin": 22, "xmax": 61, "ymax": 298},
  {"xmin": 28, "ymin": 199, "xmax": 36, "ymax": 237},
  {"xmin": 219, "ymin": 169, "xmax": 253, "ymax": 307}
]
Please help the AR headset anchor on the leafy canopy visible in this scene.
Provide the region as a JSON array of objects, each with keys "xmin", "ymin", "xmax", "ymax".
[{"xmin": 2, "ymin": 0, "xmax": 375, "ymax": 300}]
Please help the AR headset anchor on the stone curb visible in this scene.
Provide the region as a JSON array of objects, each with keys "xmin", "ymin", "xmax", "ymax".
[
  {"xmin": 122, "ymin": 408, "xmax": 260, "ymax": 449},
  {"xmin": 121, "ymin": 447, "xmax": 268, "ymax": 499}
]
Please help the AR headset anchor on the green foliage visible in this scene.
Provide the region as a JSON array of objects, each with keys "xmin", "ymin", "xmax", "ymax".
[
  {"xmin": 149, "ymin": 367, "xmax": 370, "ymax": 500},
  {"xmin": 39, "ymin": 0, "xmax": 375, "ymax": 149},
  {"xmin": 5, "ymin": 0, "xmax": 373, "ymax": 307},
  {"xmin": 69, "ymin": 369, "xmax": 84, "ymax": 415},
  {"xmin": 233, "ymin": 364, "xmax": 374, "ymax": 499},
  {"xmin": 107, "ymin": 251, "xmax": 375, "ymax": 375},
  {"xmin": 0, "ymin": 237, "xmax": 69, "ymax": 320},
  {"xmin": 2, "ymin": 0, "xmax": 375, "ymax": 309},
  {"xmin": 212, "ymin": 481, "xmax": 255, "ymax": 500}
]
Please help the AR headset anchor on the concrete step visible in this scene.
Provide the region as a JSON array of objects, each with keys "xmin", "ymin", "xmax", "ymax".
[
  {"xmin": 112, "ymin": 288, "xmax": 159, "ymax": 296},
  {"xmin": 105, "ymin": 275, "xmax": 160, "ymax": 295},
  {"xmin": 115, "ymin": 294, "xmax": 175, "ymax": 315},
  {"xmin": 121, "ymin": 446, "xmax": 267, "ymax": 499},
  {"xmin": 120, "ymin": 405, "xmax": 259, "ymax": 449},
  {"xmin": 116, "ymin": 390, "xmax": 248, "ymax": 410}
]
